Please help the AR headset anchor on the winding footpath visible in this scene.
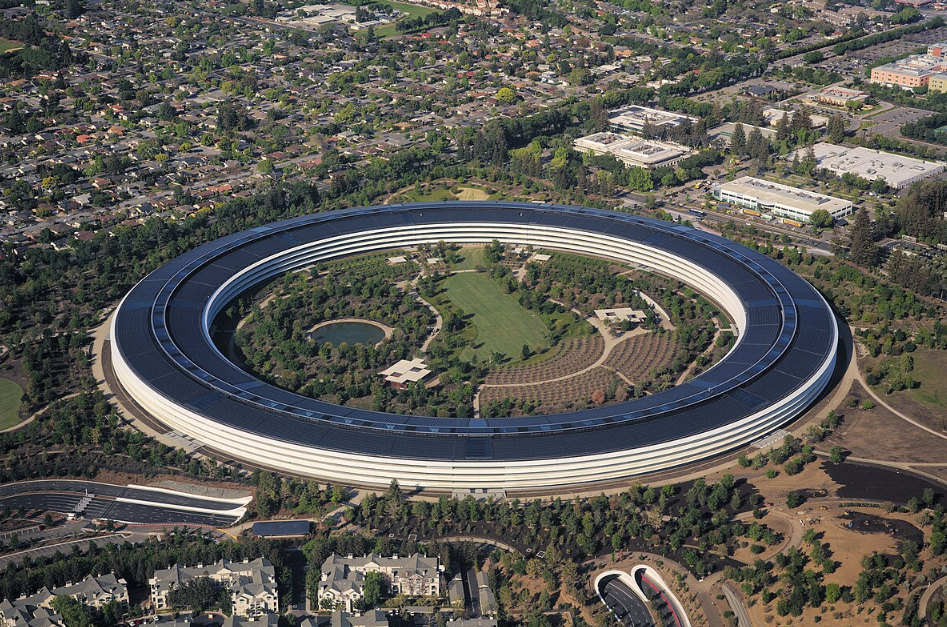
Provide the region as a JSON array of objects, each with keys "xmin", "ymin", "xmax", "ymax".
[{"xmin": 919, "ymin": 574, "xmax": 947, "ymax": 622}]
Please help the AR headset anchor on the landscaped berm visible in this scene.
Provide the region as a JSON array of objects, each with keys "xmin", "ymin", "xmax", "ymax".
[
  {"xmin": 0, "ymin": 378, "xmax": 23, "ymax": 430},
  {"xmin": 441, "ymin": 272, "xmax": 549, "ymax": 361}
]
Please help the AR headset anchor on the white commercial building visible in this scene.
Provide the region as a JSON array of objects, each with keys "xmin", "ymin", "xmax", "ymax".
[
  {"xmin": 802, "ymin": 143, "xmax": 945, "ymax": 189},
  {"xmin": 379, "ymin": 358, "xmax": 431, "ymax": 389},
  {"xmin": 573, "ymin": 132, "xmax": 691, "ymax": 170},
  {"xmin": 608, "ymin": 105, "xmax": 698, "ymax": 134},
  {"xmin": 712, "ymin": 176, "xmax": 853, "ymax": 223}
]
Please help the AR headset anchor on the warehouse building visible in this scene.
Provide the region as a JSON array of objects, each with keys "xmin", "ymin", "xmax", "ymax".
[
  {"xmin": 573, "ymin": 132, "xmax": 691, "ymax": 169},
  {"xmin": 713, "ymin": 176, "xmax": 853, "ymax": 224},
  {"xmin": 801, "ymin": 143, "xmax": 945, "ymax": 189}
]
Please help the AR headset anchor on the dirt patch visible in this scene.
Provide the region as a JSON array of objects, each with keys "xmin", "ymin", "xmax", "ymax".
[
  {"xmin": 150, "ymin": 480, "xmax": 252, "ymax": 500},
  {"xmin": 823, "ymin": 383, "xmax": 947, "ymax": 464},
  {"xmin": 838, "ymin": 511, "xmax": 923, "ymax": 546},
  {"xmin": 823, "ymin": 461, "xmax": 945, "ymax": 505}
]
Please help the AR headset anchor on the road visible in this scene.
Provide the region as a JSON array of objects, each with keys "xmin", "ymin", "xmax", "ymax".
[
  {"xmin": 722, "ymin": 584, "xmax": 752, "ymax": 627},
  {"xmin": 599, "ymin": 574, "xmax": 656, "ymax": 627},
  {"xmin": 639, "ymin": 575, "xmax": 681, "ymax": 627},
  {"xmin": 0, "ymin": 530, "xmax": 158, "ymax": 569},
  {"xmin": 0, "ymin": 480, "xmax": 248, "ymax": 527}
]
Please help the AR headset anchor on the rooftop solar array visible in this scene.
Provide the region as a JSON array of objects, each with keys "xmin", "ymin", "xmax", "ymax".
[{"xmin": 112, "ymin": 202, "xmax": 837, "ymax": 462}]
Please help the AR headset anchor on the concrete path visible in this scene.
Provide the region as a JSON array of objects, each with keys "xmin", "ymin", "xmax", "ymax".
[
  {"xmin": 849, "ymin": 334, "xmax": 947, "ymax": 443},
  {"xmin": 407, "ymin": 273, "xmax": 443, "ymax": 353},
  {"xmin": 918, "ymin": 574, "xmax": 947, "ymax": 621}
]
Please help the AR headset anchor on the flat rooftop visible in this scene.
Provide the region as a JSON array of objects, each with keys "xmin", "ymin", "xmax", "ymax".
[
  {"xmin": 763, "ymin": 108, "xmax": 828, "ymax": 128},
  {"xmin": 708, "ymin": 123, "xmax": 776, "ymax": 144},
  {"xmin": 252, "ymin": 521, "xmax": 312, "ymax": 537},
  {"xmin": 379, "ymin": 358, "xmax": 431, "ymax": 385},
  {"xmin": 818, "ymin": 87, "xmax": 867, "ymax": 100},
  {"xmin": 608, "ymin": 105, "xmax": 698, "ymax": 129},
  {"xmin": 595, "ymin": 308, "xmax": 647, "ymax": 322},
  {"xmin": 804, "ymin": 143, "xmax": 945, "ymax": 187},
  {"xmin": 573, "ymin": 133, "xmax": 690, "ymax": 166},
  {"xmin": 716, "ymin": 176, "xmax": 852, "ymax": 215},
  {"xmin": 872, "ymin": 55, "xmax": 947, "ymax": 76}
]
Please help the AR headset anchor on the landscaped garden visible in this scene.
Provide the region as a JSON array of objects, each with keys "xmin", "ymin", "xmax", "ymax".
[{"xmin": 224, "ymin": 242, "xmax": 728, "ymax": 418}]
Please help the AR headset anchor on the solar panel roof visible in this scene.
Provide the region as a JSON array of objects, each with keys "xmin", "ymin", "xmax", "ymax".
[{"xmin": 113, "ymin": 202, "xmax": 837, "ymax": 462}]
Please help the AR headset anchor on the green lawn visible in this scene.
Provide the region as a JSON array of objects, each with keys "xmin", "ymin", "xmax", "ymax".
[
  {"xmin": 903, "ymin": 348, "xmax": 947, "ymax": 410},
  {"xmin": 450, "ymin": 246, "xmax": 485, "ymax": 271},
  {"xmin": 408, "ymin": 187, "xmax": 457, "ymax": 202},
  {"xmin": 0, "ymin": 39, "xmax": 23, "ymax": 54},
  {"xmin": 0, "ymin": 378, "xmax": 23, "ymax": 430},
  {"xmin": 365, "ymin": 0, "xmax": 436, "ymax": 38},
  {"xmin": 441, "ymin": 272, "xmax": 549, "ymax": 362}
]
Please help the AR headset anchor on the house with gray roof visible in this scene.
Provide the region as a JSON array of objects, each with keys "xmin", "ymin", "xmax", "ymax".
[
  {"xmin": 318, "ymin": 554, "xmax": 441, "ymax": 612},
  {"xmin": 0, "ymin": 574, "xmax": 128, "ymax": 627},
  {"xmin": 150, "ymin": 558, "xmax": 278, "ymax": 618}
]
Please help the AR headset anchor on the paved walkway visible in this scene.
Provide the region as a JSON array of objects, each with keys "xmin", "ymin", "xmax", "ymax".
[
  {"xmin": 849, "ymin": 334, "xmax": 947, "ymax": 443},
  {"xmin": 918, "ymin": 574, "xmax": 947, "ymax": 621},
  {"xmin": 0, "ymin": 391, "xmax": 78, "ymax": 434},
  {"xmin": 407, "ymin": 274, "xmax": 442, "ymax": 353}
]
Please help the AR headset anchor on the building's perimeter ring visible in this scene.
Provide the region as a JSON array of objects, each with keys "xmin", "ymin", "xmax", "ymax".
[{"xmin": 111, "ymin": 202, "xmax": 838, "ymax": 491}]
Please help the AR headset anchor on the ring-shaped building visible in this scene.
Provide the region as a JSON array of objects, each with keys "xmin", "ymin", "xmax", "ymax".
[{"xmin": 110, "ymin": 202, "xmax": 838, "ymax": 491}]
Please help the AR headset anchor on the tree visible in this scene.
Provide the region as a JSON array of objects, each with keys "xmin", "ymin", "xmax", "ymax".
[
  {"xmin": 362, "ymin": 571, "xmax": 385, "ymax": 608},
  {"xmin": 809, "ymin": 209, "xmax": 833, "ymax": 230},
  {"xmin": 627, "ymin": 167, "xmax": 653, "ymax": 191},
  {"xmin": 786, "ymin": 491, "xmax": 803, "ymax": 509},
  {"xmin": 746, "ymin": 128, "xmax": 767, "ymax": 162},
  {"xmin": 829, "ymin": 446, "xmax": 845, "ymax": 463},
  {"xmin": 496, "ymin": 87, "xmax": 516, "ymax": 104},
  {"xmin": 825, "ymin": 582, "xmax": 841, "ymax": 604},
  {"xmin": 730, "ymin": 123, "xmax": 746, "ymax": 156},
  {"xmin": 49, "ymin": 597, "xmax": 93, "ymax": 627},
  {"xmin": 849, "ymin": 207, "xmax": 877, "ymax": 267},
  {"xmin": 827, "ymin": 114, "xmax": 846, "ymax": 144}
]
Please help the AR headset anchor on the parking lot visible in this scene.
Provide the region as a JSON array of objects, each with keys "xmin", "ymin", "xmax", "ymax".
[{"xmin": 865, "ymin": 106, "xmax": 937, "ymax": 140}]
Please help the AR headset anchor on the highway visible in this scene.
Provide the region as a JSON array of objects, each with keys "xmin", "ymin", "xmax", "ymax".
[{"xmin": 599, "ymin": 574, "xmax": 656, "ymax": 627}]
